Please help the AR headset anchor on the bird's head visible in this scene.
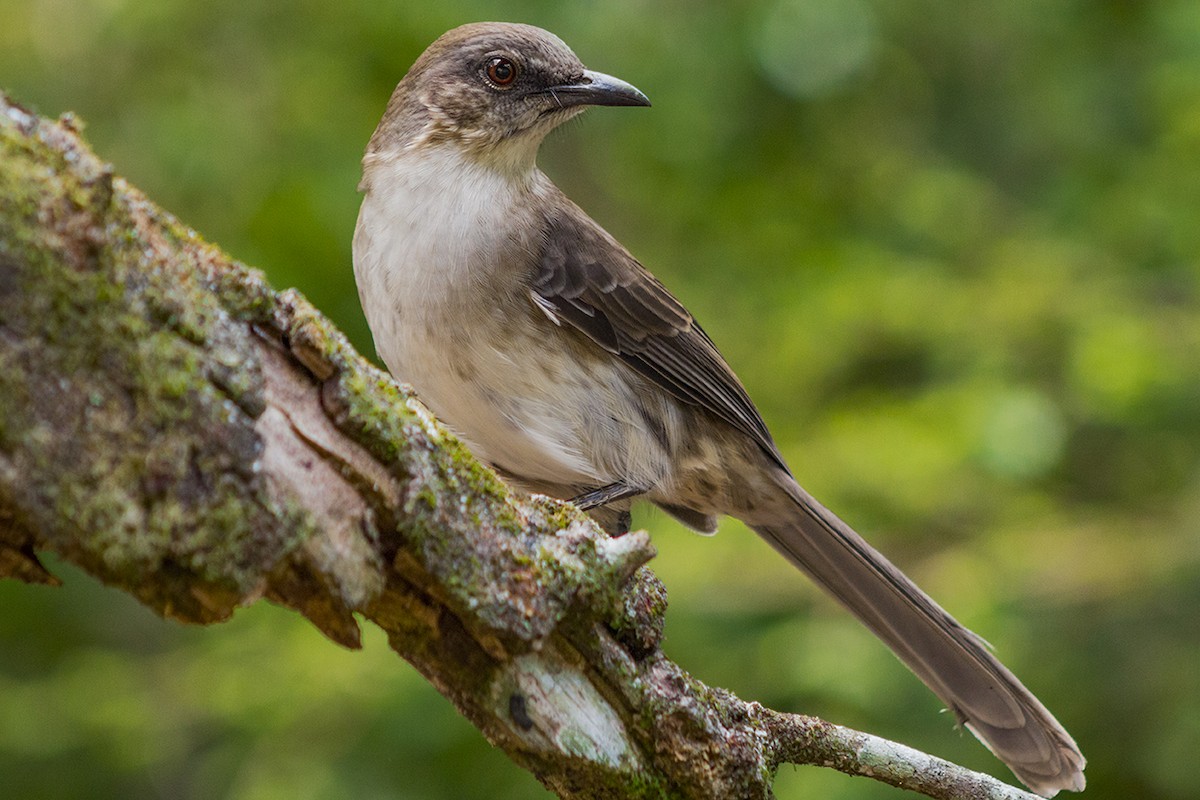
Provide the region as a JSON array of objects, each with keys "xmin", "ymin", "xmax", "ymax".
[{"xmin": 366, "ymin": 22, "xmax": 649, "ymax": 173}]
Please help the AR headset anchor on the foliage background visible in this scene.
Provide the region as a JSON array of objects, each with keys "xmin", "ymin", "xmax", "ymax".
[{"xmin": 2, "ymin": 1, "xmax": 1198, "ymax": 798}]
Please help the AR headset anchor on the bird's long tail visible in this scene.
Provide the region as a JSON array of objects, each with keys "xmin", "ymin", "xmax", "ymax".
[{"xmin": 751, "ymin": 477, "xmax": 1085, "ymax": 796}]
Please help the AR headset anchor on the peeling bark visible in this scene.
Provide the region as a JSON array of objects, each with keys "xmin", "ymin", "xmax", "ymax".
[{"xmin": 0, "ymin": 94, "xmax": 1044, "ymax": 800}]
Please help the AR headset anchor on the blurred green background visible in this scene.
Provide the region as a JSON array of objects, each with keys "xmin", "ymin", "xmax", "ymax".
[{"xmin": 3, "ymin": 1, "xmax": 1199, "ymax": 798}]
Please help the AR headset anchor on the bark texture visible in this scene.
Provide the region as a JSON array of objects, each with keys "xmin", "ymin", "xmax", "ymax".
[{"xmin": 0, "ymin": 94, "xmax": 1044, "ymax": 800}]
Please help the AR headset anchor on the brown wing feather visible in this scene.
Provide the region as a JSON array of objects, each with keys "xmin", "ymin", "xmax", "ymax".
[{"xmin": 532, "ymin": 202, "xmax": 786, "ymax": 471}]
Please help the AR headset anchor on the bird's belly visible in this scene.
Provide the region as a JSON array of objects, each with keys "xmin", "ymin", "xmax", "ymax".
[
  {"xmin": 425, "ymin": 355, "xmax": 601, "ymax": 486},
  {"xmin": 381, "ymin": 314, "xmax": 635, "ymax": 489}
]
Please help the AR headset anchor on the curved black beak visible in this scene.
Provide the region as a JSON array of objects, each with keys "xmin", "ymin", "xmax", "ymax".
[{"xmin": 543, "ymin": 70, "xmax": 651, "ymax": 109}]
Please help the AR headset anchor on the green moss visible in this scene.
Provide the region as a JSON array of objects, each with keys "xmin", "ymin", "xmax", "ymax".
[
  {"xmin": 606, "ymin": 768, "xmax": 672, "ymax": 799},
  {"xmin": 412, "ymin": 486, "xmax": 439, "ymax": 512},
  {"xmin": 0, "ymin": 104, "xmax": 313, "ymax": 612}
]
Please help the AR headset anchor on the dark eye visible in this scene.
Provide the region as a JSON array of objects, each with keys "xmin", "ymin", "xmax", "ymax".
[{"xmin": 485, "ymin": 57, "xmax": 518, "ymax": 87}]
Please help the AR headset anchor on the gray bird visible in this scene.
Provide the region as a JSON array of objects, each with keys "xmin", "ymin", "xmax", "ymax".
[{"xmin": 353, "ymin": 22, "xmax": 1085, "ymax": 796}]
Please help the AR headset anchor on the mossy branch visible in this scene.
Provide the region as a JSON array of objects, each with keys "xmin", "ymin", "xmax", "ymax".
[{"xmin": 0, "ymin": 94, "xmax": 1043, "ymax": 800}]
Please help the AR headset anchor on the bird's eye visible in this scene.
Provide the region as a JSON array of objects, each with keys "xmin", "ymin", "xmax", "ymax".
[{"xmin": 485, "ymin": 57, "xmax": 518, "ymax": 87}]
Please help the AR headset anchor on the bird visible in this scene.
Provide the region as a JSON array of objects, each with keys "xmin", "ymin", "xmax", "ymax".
[{"xmin": 352, "ymin": 21, "xmax": 1085, "ymax": 796}]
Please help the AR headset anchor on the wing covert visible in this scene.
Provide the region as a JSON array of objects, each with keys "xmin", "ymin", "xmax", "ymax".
[{"xmin": 531, "ymin": 205, "xmax": 786, "ymax": 470}]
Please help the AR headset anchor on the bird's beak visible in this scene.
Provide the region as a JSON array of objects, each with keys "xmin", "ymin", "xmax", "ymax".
[{"xmin": 544, "ymin": 70, "xmax": 651, "ymax": 108}]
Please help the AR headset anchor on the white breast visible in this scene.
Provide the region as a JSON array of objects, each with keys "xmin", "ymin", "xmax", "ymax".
[{"xmin": 354, "ymin": 146, "xmax": 519, "ymax": 322}]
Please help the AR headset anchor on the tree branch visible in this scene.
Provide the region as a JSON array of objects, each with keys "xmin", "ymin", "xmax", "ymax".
[{"xmin": 0, "ymin": 93, "xmax": 1043, "ymax": 800}]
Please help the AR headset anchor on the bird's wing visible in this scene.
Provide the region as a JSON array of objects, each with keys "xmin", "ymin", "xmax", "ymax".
[{"xmin": 531, "ymin": 203, "xmax": 786, "ymax": 471}]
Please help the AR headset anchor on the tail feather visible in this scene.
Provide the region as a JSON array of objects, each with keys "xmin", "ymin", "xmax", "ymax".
[{"xmin": 752, "ymin": 477, "xmax": 1085, "ymax": 796}]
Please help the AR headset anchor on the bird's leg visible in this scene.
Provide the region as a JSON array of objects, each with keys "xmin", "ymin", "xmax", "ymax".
[
  {"xmin": 570, "ymin": 480, "xmax": 646, "ymax": 511},
  {"xmin": 570, "ymin": 481, "xmax": 645, "ymax": 536}
]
